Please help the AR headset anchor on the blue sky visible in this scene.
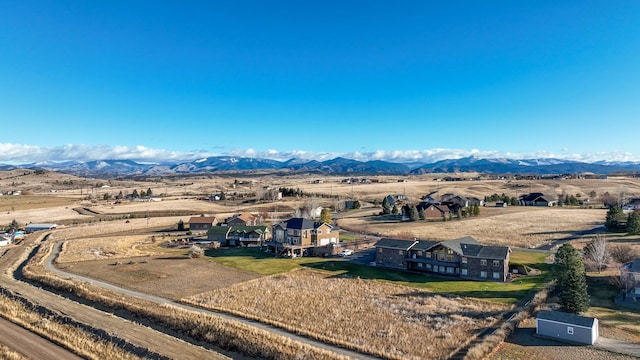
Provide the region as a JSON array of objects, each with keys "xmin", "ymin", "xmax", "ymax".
[{"xmin": 1, "ymin": 1, "xmax": 639, "ymax": 164}]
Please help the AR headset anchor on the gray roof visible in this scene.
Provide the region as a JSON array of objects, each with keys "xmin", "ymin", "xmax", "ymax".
[
  {"xmin": 461, "ymin": 243, "xmax": 511, "ymax": 259},
  {"xmin": 440, "ymin": 236, "xmax": 479, "ymax": 254},
  {"xmin": 412, "ymin": 240, "xmax": 440, "ymax": 250},
  {"xmin": 537, "ymin": 310, "xmax": 597, "ymax": 328},
  {"xmin": 629, "ymin": 259, "xmax": 640, "ymax": 273},
  {"xmin": 375, "ymin": 238, "xmax": 417, "ymax": 250}
]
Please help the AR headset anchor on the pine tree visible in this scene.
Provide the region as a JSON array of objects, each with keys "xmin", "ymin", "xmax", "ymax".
[
  {"xmin": 409, "ymin": 206, "xmax": 419, "ymax": 221},
  {"xmin": 605, "ymin": 206, "xmax": 625, "ymax": 231},
  {"xmin": 177, "ymin": 219, "xmax": 185, "ymax": 231},
  {"xmin": 382, "ymin": 197, "xmax": 392, "ymax": 214},
  {"xmin": 418, "ymin": 207, "xmax": 425, "ymax": 220},
  {"xmin": 554, "ymin": 244, "xmax": 590, "ymax": 313},
  {"xmin": 627, "ymin": 212, "xmax": 640, "ymax": 234},
  {"xmin": 146, "ymin": 187, "xmax": 153, "ymax": 196}
]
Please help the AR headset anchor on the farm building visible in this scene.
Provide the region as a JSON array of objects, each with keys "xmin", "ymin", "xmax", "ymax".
[
  {"xmin": 536, "ymin": 310, "xmax": 599, "ymax": 345},
  {"xmin": 25, "ymin": 223, "xmax": 58, "ymax": 233}
]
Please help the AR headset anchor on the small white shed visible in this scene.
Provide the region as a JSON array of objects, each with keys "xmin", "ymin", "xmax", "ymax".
[{"xmin": 536, "ymin": 310, "xmax": 598, "ymax": 345}]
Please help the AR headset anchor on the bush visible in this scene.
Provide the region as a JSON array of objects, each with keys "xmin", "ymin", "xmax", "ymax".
[{"xmin": 189, "ymin": 245, "xmax": 204, "ymax": 258}]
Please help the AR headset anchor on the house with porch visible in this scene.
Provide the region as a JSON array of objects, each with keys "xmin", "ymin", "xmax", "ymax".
[
  {"xmin": 267, "ymin": 218, "xmax": 339, "ymax": 257},
  {"xmin": 207, "ymin": 225, "xmax": 269, "ymax": 247},
  {"xmin": 375, "ymin": 236, "xmax": 511, "ymax": 281}
]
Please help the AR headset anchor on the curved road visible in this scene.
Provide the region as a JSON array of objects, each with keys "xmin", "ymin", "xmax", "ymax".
[
  {"xmin": 0, "ymin": 234, "xmax": 230, "ymax": 360},
  {"xmin": 45, "ymin": 241, "xmax": 376, "ymax": 360}
]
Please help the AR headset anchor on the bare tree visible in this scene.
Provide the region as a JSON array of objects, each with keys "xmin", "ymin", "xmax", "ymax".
[
  {"xmin": 610, "ymin": 244, "xmax": 640, "ymax": 264},
  {"xmin": 583, "ymin": 234, "xmax": 609, "ymax": 273}
]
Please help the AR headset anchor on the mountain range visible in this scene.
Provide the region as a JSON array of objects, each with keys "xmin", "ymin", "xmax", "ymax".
[{"xmin": 3, "ymin": 156, "xmax": 640, "ymax": 178}]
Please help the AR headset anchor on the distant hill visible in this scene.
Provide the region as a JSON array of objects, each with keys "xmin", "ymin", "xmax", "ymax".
[{"xmin": 3, "ymin": 155, "xmax": 640, "ymax": 178}]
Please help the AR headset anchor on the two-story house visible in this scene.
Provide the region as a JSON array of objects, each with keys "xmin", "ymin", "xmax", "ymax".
[
  {"xmin": 269, "ymin": 218, "xmax": 339, "ymax": 257},
  {"xmin": 375, "ymin": 236, "xmax": 511, "ymax": 282}
]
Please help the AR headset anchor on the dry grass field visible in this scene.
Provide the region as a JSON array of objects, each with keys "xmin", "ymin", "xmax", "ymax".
[
  {"xmin": 185, "ymin": 268, "xmax": 509, "ymax": 359},
  {"xmin": 57, "ymin": 256, "xmax": 261, "ymax": 300},
  {"xmin": 338, "ymin": 207, "xmax": 607, "ymax": 248}
]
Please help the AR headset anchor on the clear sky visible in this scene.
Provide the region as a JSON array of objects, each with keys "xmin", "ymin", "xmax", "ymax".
[{"xmin": 1, "ymin": 1, "xmax": 639, "ymax": 164}]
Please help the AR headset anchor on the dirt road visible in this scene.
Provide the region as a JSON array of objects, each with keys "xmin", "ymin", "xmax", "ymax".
[
  {"xmin": 0, "ymin": 316, "xmax": 83, "ymax": 360},
  {"xmin": 0, "ymin": 234, "xmax": 231, "ymax": 360},
  {"xmin": 45, "ymin": 241, "xmax": 378, "ymax": 360}
]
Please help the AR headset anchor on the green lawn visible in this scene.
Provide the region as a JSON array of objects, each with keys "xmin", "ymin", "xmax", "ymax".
[{"xmin": 205, "ymin": 248, "xmax": 552, "ymax": 305}]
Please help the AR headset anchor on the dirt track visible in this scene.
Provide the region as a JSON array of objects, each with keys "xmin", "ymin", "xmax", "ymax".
[
  {"xmin": 0, "ymin": 234, "xmax": 231, "ymax": 360},
  {"xmin": 0, "ymin": 316, "xmax": 83, "ymax": 360}
]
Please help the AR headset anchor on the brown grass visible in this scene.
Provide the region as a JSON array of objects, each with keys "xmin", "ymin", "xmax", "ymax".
[
  {"xmin": 22, "ymin": 241, "xmax": 349, "ymax": 360},
  {"xmin": 185, "ymin": 269, "xmax": 509, "ymax": 359},
  {"xmin": 339, "ymin": 207, "xmax": 606, "ymax": 248},
  {"xmin": 0, "ymin": 290, "xmax": 141, "ymax": 360},
  {"xmin": 0, "ymin": 343, "xmax": 27, "ymax": 360}
]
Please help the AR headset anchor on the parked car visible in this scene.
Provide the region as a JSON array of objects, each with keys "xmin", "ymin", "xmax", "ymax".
[{"xmin": 338, "ymin": 249, "xmax": 354, "ymax": 257}]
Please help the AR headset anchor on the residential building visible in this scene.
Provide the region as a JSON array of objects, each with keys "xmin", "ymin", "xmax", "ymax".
[
  {"xmin": 225, "ymin": 212, "xmax": 262, "ymax": 226},
  {"xmin": 268, "ymin": 218, "xmax": 339, "ymax": 256},
  {"xmin": 207, "ymin": 225, "xmax": 269, "ymax": 247},
  {"xmin": 188, "ymin": 216, "xmax": 219, "ymax": 231},
  {"xmin": 375, "ymin": 236, "xmax": 511, "ymax": 282},
  {"xmin": 519, "ymin": 193, "xmax": 557, "ymax": 206}
]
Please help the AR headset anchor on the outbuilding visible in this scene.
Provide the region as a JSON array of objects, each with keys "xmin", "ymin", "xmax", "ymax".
[
  {"xmin": 536, "ymin": 310, "xmax": 599, "ymax": 345},
  {"xmin": 25, "ymin": 223, "xmax": 58, "ymax": 233}
]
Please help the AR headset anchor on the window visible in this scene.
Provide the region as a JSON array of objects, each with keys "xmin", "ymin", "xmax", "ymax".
[
  {"xmin": 399, "ymin": 250, "xmax": 404, "ymax": 255},
  {"xmin": 446, "ymin": 249, "xmax": 453, "ymax": 254},
  {"xmin": 378, "ymin": 248, "xmax": 383, "ymax": 253},
  {"xmin": 439, "ymin": 266, "xmax": 445, "ymax": 273},
  {"xmin": 461, "ymin": 257, "xmax": 467, "ymax": 264},
  {"xmin": 417, "ymin": 250, "xmax": 423, "ymax": 256},
  {"xmin": 480, "ymin": 271, "xmax": 487, "ymax": 278},
  {"xmin": 425, "ymin": 264, "xmax": 432, "ymax": 269},
  {"xmin": 461, "ymin": 268, "xmax": 468, "ymax": 276},
  {"xmin": 480, "ymin": 259, "xmax": 487, "ymax": 266},
  {"xmin": 425, "ymin": 252, "xmax": 432, "ymax": 258},
  {"xmin": 446, "ymin": 255, "xmax": 454, "ymax": 262},
  {"xmin": 417, "ymin": 262, "xmax": 423, "ymax": 268},
  {"xmin": 567, "ymin": 327, "xmax": 574, "ymax": 335},
  {"xmin": 493, "ymin": 272, "xmax": 501, "ymax": 279},
  {"xmin": 446, "ymin": 267, "xmax": 454, "ymax": 274},
  {"xmin": 493, "ymin": 260, "xmax": 500, "ymax": 267}
]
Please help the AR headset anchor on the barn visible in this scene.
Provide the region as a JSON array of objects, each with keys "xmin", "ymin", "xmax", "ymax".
[{"xmin": 536, "ymin": 310, "xmax": 599, "ymax": 345}]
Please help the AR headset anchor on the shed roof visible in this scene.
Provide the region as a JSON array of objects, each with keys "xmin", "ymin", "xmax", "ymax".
[{"xmin": 537, "ymin": 310, "xmax": 597, "ymax": 328}]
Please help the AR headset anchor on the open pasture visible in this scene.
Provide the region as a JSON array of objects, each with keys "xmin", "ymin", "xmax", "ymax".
[
  {"xmin": 185, "ymin": 268, "xmax": 509, "ymax": 360},
  {"xmin": 338, "ymin": 207, "xmax": 606, "ymax": 248}
]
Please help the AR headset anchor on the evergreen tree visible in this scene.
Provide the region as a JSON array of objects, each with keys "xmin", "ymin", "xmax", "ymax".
[
  {"xmin": 627, "ymin": 212, "xmax": 640, "ymax": 235},
  {"xmin": 605, "ymin": 206, "xmax": 625, "ymax": 231},
  {"xmin": 116, "ymin": 190, "xmax": 123, "ymax": 199},
  {"xmin": 510, "ymin": 196, "xmax": 519, "ymax": 206},
  {"xmin": 472, "ymin": 203, "xmax": 480, "ymax": 216},
  {"xmin": 382, "ymin": 197, "xmax": 392, "ymax": 214},
  {"xmin": 352, "ymin": 200, "xmax": 361, "ymax": 209},
  {"xmin": 554, "ymin": 244, "xmax": 590, "ymax": 313},
  {"xmin": 146, "ymin": 187, "xmax": 153, "ymax": 197},
  {"xmin": 177, "ymin": 219, "xmax": 185, "ymax": 231},
  {"xmin": 131, "ymin": 189, "xmax": 139, "ymax": 198},
  {"xmin": 409, "ymin": 206, "xmax": 419, "ymax": 221},
  {"xmin": 391, "ymin": 204, "xmax": 399, "ymax": 215},
  {"xmin": 418, "ymin": 206, "xmax": 425, "ymax": 220},
  {"xmin": 8, "ymin": 219, "xmax": 19, "ymax": 231}
]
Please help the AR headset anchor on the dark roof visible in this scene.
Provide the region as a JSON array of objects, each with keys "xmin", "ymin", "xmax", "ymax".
[
  {"xmin": 412, "ymin": 240, "xmax": 440, "ymax": 250},
  {"xmin": 461, "ymin": 243, "xmax": 511, "ymax": 259},
  {"xmin": 375, "ymin": 238, "xmax": 417, "ymax": 250},
  {"xmin": 520, "ymin": 192, "xmax": 545, "ymax": 201},
  {"xmin": 207, "ymin": 226, "xmax": 231, "ymax": 235},
  {"xmin": 629, "ymin": 259, "xmax": 640, "ymax": 272},
  {"xmin": 537, "ymin": 310, "xmax": 597, "ymax": 328},
  {"xmin": 282, "ymin": 218, "xmax": 316, "ymax": 230}
]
